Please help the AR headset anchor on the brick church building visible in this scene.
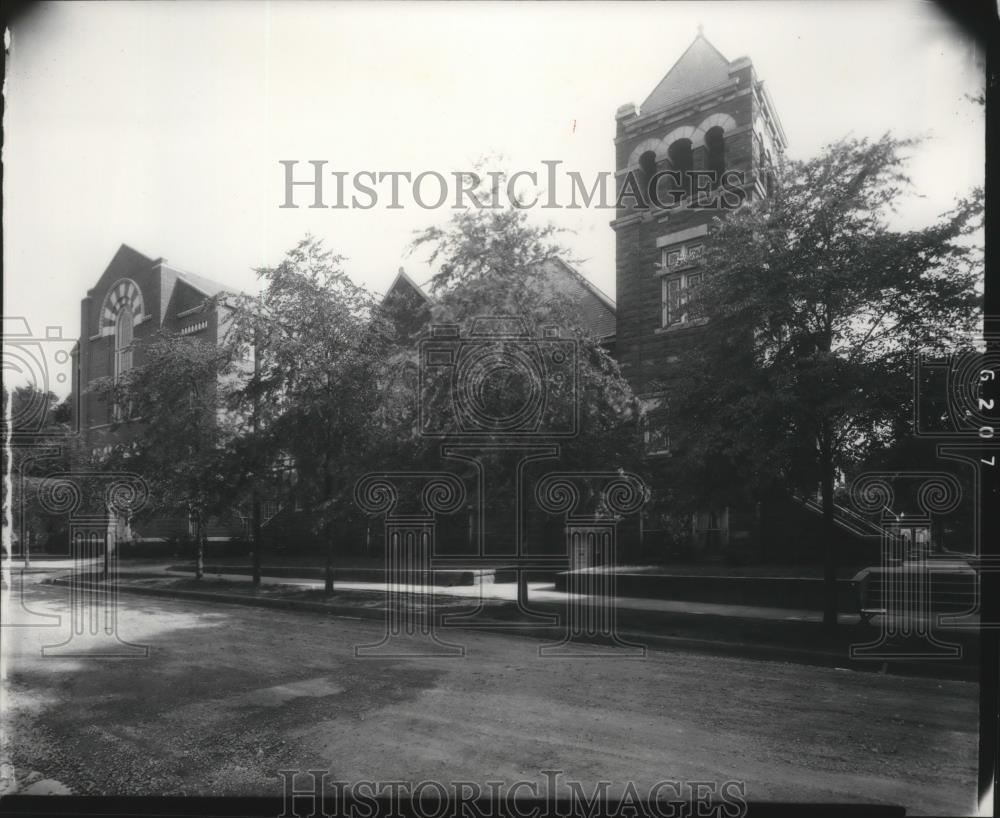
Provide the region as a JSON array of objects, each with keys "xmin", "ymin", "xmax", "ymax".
[
  {"xmin": 612, "ymin": 30, "xmax": 785, "ymax": 394},
  {"xmin": 71, "ymin": 242, "xmax": 245, "ymax": 544},
  {"xmin": 69, "ymin": 31, "xmax": 864, "ymax": 561},
  {"xmin": 611, "ymin": 31, "xmax": 787, "ymax": 556}
]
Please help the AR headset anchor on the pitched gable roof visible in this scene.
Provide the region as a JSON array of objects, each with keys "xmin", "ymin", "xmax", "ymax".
[
  {"xmin": 538, "ymin": 258, "xmax": 616, "ymax": 339},
  {"xmin": 380, "ymin": 268, "xmax": 431, "ymax": 306},
  {"xmin": 110, "ymin": 242, "xmax": 156, "ymax": 270},
  {"xmin": 175, "ymin": 269, "xmax": 232, "ymax": 298},
  {"xmin": 385, "ymin": 260, "xmax": 616, "ymax": 340},
  {"xmin": 641, "ymin": 33, "xmax": 732, "ymax": 114}
]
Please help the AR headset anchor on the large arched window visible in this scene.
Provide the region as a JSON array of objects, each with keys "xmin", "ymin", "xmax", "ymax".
[
  {"xmin": 101, "ymin": 278, "xmax": 143, "ymax": 420},
  {"xmin": 112, "ymin": 309, "xmax": 134, "ymax": 421},
  {"xmin": 705, "ymin": 126, "xmax": 725, "ymax": 185}
]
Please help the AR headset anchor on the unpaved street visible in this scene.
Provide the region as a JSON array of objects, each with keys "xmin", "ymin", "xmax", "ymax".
[{"xmin": 1, "ymin": 579, "xmax": 979, "ymax": 814}]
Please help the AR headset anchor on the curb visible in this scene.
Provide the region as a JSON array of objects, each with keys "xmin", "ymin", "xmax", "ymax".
[
  {"xmin": 41, "ymin": 576, "xmax": 978, "ymax": 681},
  {"xmin": 44, "ymin": 576, "xmax": 391, "ymax": 622}
]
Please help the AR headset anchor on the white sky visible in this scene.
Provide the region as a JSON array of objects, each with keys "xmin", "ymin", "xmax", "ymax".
[{"xmin": 3, "ymin": 0, "xmax": 985, "ymax": 396}]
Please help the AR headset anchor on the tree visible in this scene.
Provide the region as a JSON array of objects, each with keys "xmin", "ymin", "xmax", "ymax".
[
  {"xmin": 5, "ymin": 385, "xmax": 74, "ymax": 562},
  {"xmin": 665, "ymin": 133, "xmax": 982, "ymax": 628},
  {"xmin": 225, "ymin": 236, "xmax": 396, "ymax": 594},
  {"xmin": 408, "ymin": 180, "xmax": 643, "ymax": 600},
  {"xmin": 410, "ymin": 192, "xmax": 640, "ymax": 471},
  {"xmin": 102, "ymin": 332, "xmax": 245, "ymax": 579}
]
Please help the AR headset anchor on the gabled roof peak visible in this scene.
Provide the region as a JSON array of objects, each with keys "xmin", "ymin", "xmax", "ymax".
[
  {"xmin": 380, "ymin": 267, "xmax": 431, "ymax": 306},
  {"xmin": 641, "ymin": 30, "xmax": 733, "ymax": 115}
]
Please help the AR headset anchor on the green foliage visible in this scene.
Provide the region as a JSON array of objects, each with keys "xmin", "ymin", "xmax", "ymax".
[
  {"xmin": 667, "ymin": 133, "xmax": 982, "ymax": 501},
  {"xmin": 224, "ymin": 236, "xmax": 396, "ymax": 534},
  {"xmin": 661, "ymin": 132, "xmax": 982, "ymax": 624},
  {"xmin": 5, "ymin": 385, "xmax": 74, "ymax": 554},
  {"xmin": 101, "ymin": 332, "xmax": 243, "ymax": 522},
  {"xmin": 408, "ymin": 180, "xmax": 643, "ymax": 499}
]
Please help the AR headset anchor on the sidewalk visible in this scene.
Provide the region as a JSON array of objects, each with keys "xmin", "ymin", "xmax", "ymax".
[
  {"xmin": 173, "ymin": 567, "xmax": 865, "ymax": 625},
  {"xmin": 13, "ymin": 557, "xmax": 980, "ymax": 628},
  {"xmin": 28, "ymin": 560, "xmax": 981, "ymax": 680}
]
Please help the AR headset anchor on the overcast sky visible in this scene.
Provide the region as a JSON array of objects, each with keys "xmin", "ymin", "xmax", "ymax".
[{"xmin": 4, "ymin": 0, "xmax": 984, "ymax": 396}]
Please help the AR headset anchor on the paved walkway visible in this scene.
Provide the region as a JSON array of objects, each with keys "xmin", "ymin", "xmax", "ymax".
[{"xmin": 1, "ymin": 557, "xmax": 944, "ymax": 627}]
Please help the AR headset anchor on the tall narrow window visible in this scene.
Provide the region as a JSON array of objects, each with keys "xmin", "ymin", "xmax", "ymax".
[
  {"xmin": 663, "ymin": 277, "xmax": 682, "ymax": 326},
  {"xmin": 638, "ymin": 150, "xmax": 658, "ymax": 207},
  {"xmin": 100, "ymin": 278, "xmax": 144, "ymax": 422},
  {"xmin": 685, "ymin": 272, "xmax": 703, "ymax": 319},
  {"xmin": 667, "ymin": 139, "xmax": 693, "ymax": 198},
  {"xmin": 660, "ymin": 244, "xmax": 705, "ymax": 327},
  {"xmin": 113, "ymin": 309, "xmax": 133, "ymax": 420},
  {"xmin": 764, "ymin": 149, "xmax": 776, "ymax": 197},
  {"xmin": 705, "ymin": 126, "xmax": 725, "ymax": 185}
]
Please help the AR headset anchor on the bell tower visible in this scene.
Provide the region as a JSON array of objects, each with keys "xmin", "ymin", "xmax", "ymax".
[{"xmin": 611, "ymin": 29, "xmax": 787, "ymax": 399}]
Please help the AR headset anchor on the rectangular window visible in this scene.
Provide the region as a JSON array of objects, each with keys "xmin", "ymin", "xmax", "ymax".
[
  {"xmin": 640, "ymin": 398, "xmax": 670, "ymax": 455},
  {"xmin": 663, "ymin": 277, "xmax": 682, "ymax": 326},
  {"xmin": 662, "ymin": 271, "xmax": 705, "ymax": 326},
  {"xmin": 660, "ymin": 242, "xmax": 704, "ymax": 270},
  {"xmin": 660, "ymin": 242, "xmax": 707, "ymax": 326},
  {"xmin": 685, "ymin": 272, "xmax": 703, "ymax": 319}
]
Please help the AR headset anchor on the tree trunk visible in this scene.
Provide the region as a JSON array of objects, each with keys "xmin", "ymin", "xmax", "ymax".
[
  {"xmin": 251, "ymin": 332, "xmax": 263, "ymax": 587},
  {"xmin": 251, "ymin": 492, "xmax": 262, "ymax": 586},
  {"xmin": 195, "ymin": 513, "xmax": 205, "ymax": 580},
  {"xmin": 819, "ymin": 434, "xmax": 838, "ymax": 630},
  {"xmin": 325, "ymin": 536, "xmax": 334, "ymax": 596},
  {"xmin": 517, "ymin": 569, "xmax": 530, "ymax": 610}
]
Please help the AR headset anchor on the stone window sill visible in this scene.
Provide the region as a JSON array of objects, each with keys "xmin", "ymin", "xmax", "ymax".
[{"xmin": 655, "ymin": 318, "xmax": 709, "ymax": 334}]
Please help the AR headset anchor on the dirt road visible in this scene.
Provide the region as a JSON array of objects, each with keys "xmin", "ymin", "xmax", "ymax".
[{"xmin": 1, "ymin": 580, "xmax": 979, "ymax": 814}]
